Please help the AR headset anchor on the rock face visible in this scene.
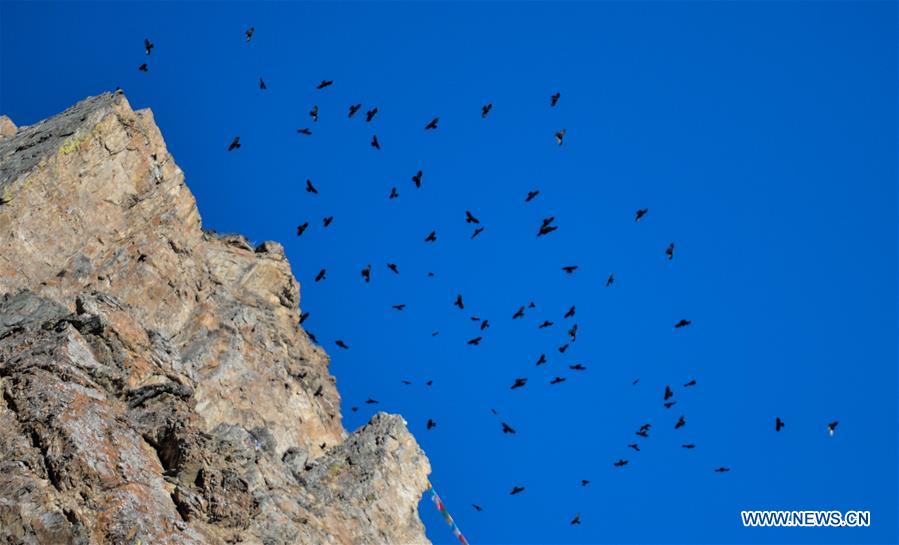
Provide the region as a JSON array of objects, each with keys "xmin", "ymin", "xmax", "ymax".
[{"xmin": 0, "ymin": 93, "xmax": 431, "ymax": 545}]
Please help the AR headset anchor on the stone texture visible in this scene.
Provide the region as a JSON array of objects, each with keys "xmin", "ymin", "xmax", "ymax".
[{"xmin": 0, "ymin": 93, "xmax": 432, "ymax": 545}]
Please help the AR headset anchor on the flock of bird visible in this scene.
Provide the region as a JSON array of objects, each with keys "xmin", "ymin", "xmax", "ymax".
[{"xmin": 135, "ymin": 28, "xmax": 842, "ymax": 530}]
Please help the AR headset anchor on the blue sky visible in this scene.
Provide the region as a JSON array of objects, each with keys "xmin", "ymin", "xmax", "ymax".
[{"xmin": 2, "ymin": 2, "xmax": 896, "ymax": 544}]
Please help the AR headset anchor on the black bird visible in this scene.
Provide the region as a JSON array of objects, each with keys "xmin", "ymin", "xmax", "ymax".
[
  {"xmin": 684, "ymin": 379, "xmax": 697, "ymax": 387},
  {"xmin": 511, "ymin": 378, "xmax": 527, "ymax": 390},
  {"xmin": 568, "ymin": 324, "xmax": 578, "ymax": 341},
  {"xmin": 551, "ymin": 92, "xmax": 561, "ymax": 106},
  {"xmin": 389, "ymin": 187, "xmax": 399, "ymax": 199},
  {"xmin": 491, "ymin": 408, "xmax": 498, "ymax": 415},
  {"xmin": 606, "ymin": 273, "xmax": 615, "ymax": 287},
  {"xmin": 558, "ymin": 344, "xmax": 569, "ymax": 353},
  {"xmin": 245, "ymin": 27, "xmax": 255, "ymax": 42},
  {"xmin": 635, "ymin": 208, "xmax": 649, "ymax": 222},
  {"xmin": 425, "ymin": 117, "xmax": 439, "ymax": 130},
  {"xmin": 392, "ymin": 304, "xmax": 406, "ymax": 311},
  {"xmin": 316, "ymin": 79, "xmax": 334, "ymax": 89},
  {"xmin": 628, "ymin": 443, "xmax": 640, "ymax": 452},
  {"xmin": 227, "ymin": 136, "xmax": 240, "ymax": 151},
  {"xmin": 513, "ymin": 306, "xmax": 526, "ymax": 319},
  {"xmin": 541, "ymin": 216, "xmax": 555, "ymax": 228},
  {"xmin": 639, "ymin": 424, "xmax": 651, "ymax": 432},
  {"xmin": 674, "ymin": 319, "xmax": 692, "ymax": 329},
  {"xmin": 550, "ymin": 376, "xmax": 566, "ymax": 385},
  {"xmin": 538, "ymin": 320, "xmax": 553, "ymax": 329},
  {"xmin": 305, "ymin": 179, "xmax": 318, "ymax": 194},
  {"xmin": 351, "ymin": 406, "xmax": 359, "ymax": 412},
  {"xmin": 776, "ymin": 417, "xmax": 785, "ymax": 432},
  {"xmin": 682, "ymin": 443, "xmax": 696, "ymax": 449},
  {"xmin": 313, "ymin": 384, "xmax": 323, "ymax": 397},
  {"xmin": 535, "ymin": 354, "xmax": 547, "ymax": 366},
  {"xmin": 467, "ymin": 336, "xmax": 482, "ymax": 346},
  {"xmin": 674, "ymin": 416, "xmax": 686, "ymax": 429},
  {"xmin": 144, "ymin": 38, "xmax": 154, "ymax": 55},
  {"xmin": 714, "ymin": 467, "xmax": 731, "ymax": 473},
  {"xmin": 426, "ymin": 419, "xmax": 436, "ymax": 430},
  {"xmin": 632, "ymin": 378, "xmax": 640, "ymax": 385},
  {"xmin": 664, "ymin": 385, "xmax": 674, "ymax": 401},
  {"xmin": 481, "ymin": 103, "xmax": 493, "ymax": 118},
  {"xmin": 564, "ymin": 306, "xmax": 576, "ymax": 318},
  {"xmin": 309, "ymin": 105, "xmax": 319, "ymax": 122},
  {"xmin": 412, "ymin": 170, "xmax": 423, "ymax": 188},
  {"xmin": 296, "ymin": 222, "xmax": 309, "ymax": 236},
  {"xmin": 365, "ymin": 398, "xmax": 378, "ymax": 404},
  {"xmin": 299, "ymin": 311, "xmax": 310, "ymax": 324},
  {"xmin": 580, "ymin": 480, "xmax": 590, "ymax": 487},
  {"xmin": 401, "ymin": 380, "xmax": 412, "ymax": 385},
  {"xmin": 666, "ymin": 242, "xmax": 675, "ymax": 260},
  {"xmin": 635, "ymin": 430, "xmax": 649, "ymax": 438},
  {"xmin": 510, "ymin": 486, "xmax": 525, "ymax": 495},
  {"xmin": 361, "ymin": 264, "xmax": 371, "ymax": 283},
  {"xmin": 472, "ymin": 504, "xmax": 483, "ymax": 512},
  {"xmin": 614, "ymin": 459, "xmax": 629, "ymax": 467},
  {"xmin": 424, "ymin": 231, "xmax": 437, "ymax": 242},
  {"xmin": 562, "ymin": 265, "xmax": 578, "ymax": 274},
  {"xmin": 525, "ymin": 190, "xmax": 540, "ymax": 202},
  {"xmin": 335, "ymin": 340, "xmax": 349, "ymax": 349},
  {"xmin": 348, "ymin": 104, "xmax": 361, "ymax": 117},
  {"xmin": 501, "ymin": 422, "xmax": 516, "ymax": 434},
  {"xmin": 387, "ymin": 263, "xmax": 399, "ymax": 274},
  {"xmin": 538, "ymin": 224, "xmax": 558, "ymax": 237},
  {"xmin": 454, "ymin": 295, "xmax": 464, "ymax": 309},
  {"xmin": 307, "ymin": 331, "xmax": 318, "ymax": 344},
  {"xmin": 569, "ymin": 363, "xmax": 587, "ymax": 371},
  {"xmin": 314, "ymin": 269, "xmax": 326, "ymax": 282},
  {"xmin": 259, "ymin": 78, "xmax": 267, "ymax": 90},
  {"xmin": 480, "ymin": 320, "xmax": 490, "ymax": 331},
  {"xmin": 554, "ymin": 129, "xmax": 566, "ymax": 146},
  {"xmin": 465, "ymin": 210, "xmax": 480, "ymax": 224},
  {"xmin": 366, "ymin": 107, "xmax": 378, "ymax": 122},
  {"xmin": 297, "ymin": 128, "xmax": 312, "ymax": 135},
  {"xmin": 371, "ymin": 135, "xmax": 381, "ymax": 150},
  {"xmin": 827, "ymin": 421, "xmax": 839, "ymax": 436},
  {"xmin": 570, "ymin": 514, "xmax": 581, "ymax": 525},
  {"xmin": 664, "ymin": 401, "xmax": 677, "ymax": 409},
  {"xmin": 471, "ymin": 227, "xmax": 485, "ymax": 239},
  {"xmin": 426, "ymin": 380, "xmax": 433, "ymax": 386},
  {"xmin": 323, "ymin": 216, "xmax": 334, "ymax": 227}
]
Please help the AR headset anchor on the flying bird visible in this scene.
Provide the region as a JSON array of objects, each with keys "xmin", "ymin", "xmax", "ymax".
[
  {"xmin": 472, "ymin": 504, "xmax": 483, "ymax": 512},
  {"xmin": 664, "ymin": 385, "xmax": 673, "ymax": 401},
  {"xmin": 558, "ymin": 344, "xmax": 569, "ymax": 353},
  {"xmin": 316, "ymin": 80, "xmax": 334, "ymax": 89},
  {"xmin": 296, "ymin": 222, "xmax": 309, "ymax": 237},
  {"xmin": 322, "ymin": 216, "xmax": 334, "ymax": 227},
  {"xmin": 389, "ymin": 187, "xmax": 399, "ymax": 199},
  {"xmin": 550, "ymin": 92, "xmax": 560, "ymax": 106},
  {"xmin": 365, "ymin": 398, "xmax": 378, "ymax": 404},
  {"xmin": 501, "ymin": 422, "xmax": 516, "ymax": 434},
  {"xmin": 510, "ymin": 486, "xmax": 525, "ymax": 495},
  {"xmin": 714, "ymin": 467, "xmax": 731, "ymax": 473},
  {"xmin": 138, "ymin": 63, "xmax": 149, "ymax": 72},
  {"xmin": 481, "ymin": 103, "xmax": 493, "ymax": 118},
  {"xmin": 581, "ymin": 480, "xmax": 590, "ymax": 487},
  {"xmin": 361, "ymin": 264, "xmax": 371, "ymax": 283},
  {"xmin": 297, "ymin": 128, "xmax": 312, "ymax": 135},
  {"xmin": 366, "ymin": 108, "xmax": 378, "ymax": 122},
  {"xmin": 684, "ymin": 379, "xmax": 697, "ymax": 387},
  {"xmin": 454, "ymin": 295, "xmax": 464, "ymax": 309},
  {"xmin": 682, "ymin": 443, "xmax": 696, "ymax": 449},
  {"xmin": 535, "ymin": 354, "xmax": 547, "ymax": 366},
  {"xmin": 538, "ymin": 224, "xmax": 558, "ymax": 237},
  {"xmin": 776, "ymin": 417, "xmax": 785, "ymax": 432},
  {"xmin": 613, "ymin": 459, "xmax": 629, "ymax": 467},
  {"xmin": 525, "ymin": 190, "xmax": 540, "ymax": 202},
  {"xmin": 554, "ymin": 129, "xmax": 566, "ymax": 146},
  {"xmin": 549, "ymin": 376, "xmax": 566, "ymax": 385},
  {"xmin": 426, "ymin": 419, "xmax": 436, "ymax": 430},
  {"xmin": 348, "ymin": 104, "xmax": 361, "ymax": 117},
  {"xmin": 309, "ymin": 105, "xmax": 319, "ymax": 122},
  {"xmin": 664, "ymin": 401, "xmax": 677, "ymax": 409},
  {"xmin": 635, "ymin": 208, "xmax": 649, "ymax": 222},
  {"xmin": 467, "ymin": 336, "xmax": 482, "ymax": 346},
  {"xmin": 335, "ymin": 340, "xmax": 349, "ymax": 350},
  {"xmin": 675, "ymin": 416, "xmax": 686, "ymax": 429},
  {"xmin": 425, "ymin": 117, "xmax": 439, "ymax": 130},
  {"xmin": 299, "ymin": 311, "xmax": 310, "ymax": 324},
  {"xmin": 674, "ymin": 319, "xmax": 692, "ymax": 329},
  {"xmin": 538, "ymin": 320, "xmax": 553, "ymax": 329},
  {"xmin": 568, "ymin": 324, "xmax": 578, "ymax": 341},
  {"xmin": 144, "ymin": 38, "xmax": 154, "ymax": 55},
  {"xmin": 387, "ymin": 263, "xmax": 399, "ymax": 274},
  {"xmin": 471, "ymin": 227, "xmax": 485, "ymax": 239},
  {"xmin": 305, "ymin": 179, "xmax": 318, "ymax": 194},
  {"xmin": 569, "ymin": 364, "xmax": 587, "ymax": 371},
  {"xmin": 259, "ymin": 78, "xmax": 267, "ymax": 90},
  {"xmin": 827, "ymin": 421, "xmax": 839, "ymax": 436},
  {"xmin": 480, "ymin": 320, "xmax": 490, "ymax": 331},
  {"xmin": 392, "ymin": 304, "xmax": 406, "ymax": 311},
  {"xmin": 513, "ymin": 306, "xmax": 526, "ymax": 319},
  {"xmin": 245, "ymin": 27, "xmax": 255, "ymax": 42},
  {"xmin": 424, "ymin": 231, "xmax": 437, "ymax": 242},
  {"xmin": 313, "ymin": 269, "xmax": 326, "ymax": 282},
  {"xmin": 370, "ymin": 135, "xmax": 381, "ymax": 150},
  {"xmin": 564, "ymin": 306, "xmax": 576, "ymax": 318},
  {"xmin": 465, "ymin": 210, "xmax": 480, "ymax": 224},
  {"xmin": 606, "ymin": 273, "xmax": 615, "ymax": 287},
  {"xmin": 570, "ymin": 514, "xmax": 581, "ymax": 525},
  {"xmin": 401, "ymin": 380, "xmax": 412, "ymax": 385},
  {"xmin": 412, "ymin": 170, "xmax": 423, "ymax": 188},
  {"xmin": 511, "ymin": 378, "xmax": 528, "ymax": 390},
  {"xmin": 666, "ymin": 242, "xmax": 675, "ymax": 260},
  {"xmin": 562, "ymin": 265, "xmax": 578, "ymax": 274},
  {"xmin": 628, "ymin": 443, "xmax": 640, "ymax": 452}
]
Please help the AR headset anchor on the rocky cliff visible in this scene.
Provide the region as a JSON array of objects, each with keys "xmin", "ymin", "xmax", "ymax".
[{"xmin": 0, "ymin": 93, "xmax": 431, "ymax": 545}]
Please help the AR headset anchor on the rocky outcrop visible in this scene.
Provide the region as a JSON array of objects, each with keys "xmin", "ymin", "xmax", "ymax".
[{"xmin": 0, "ymin": 93, "xmax": 431, "ymax": 545}]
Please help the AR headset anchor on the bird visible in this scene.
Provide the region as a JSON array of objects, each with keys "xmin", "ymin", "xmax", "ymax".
[
  {"xmin": 313, "ymin": 384, "xmax": 323, "ymax": 397},
  {"xmin": 525, "ymin": 190, "xmax": 540, "ymax": 202},
  {"xmin": 426, "ymin": 419, "xmax": 436, "ymax": 430},
  {"xmin": 361, "ymin": 264, "xmax": 371, "ymax": 283},
  {"xmin": 424, "ymin": 231, "xmax": 437, "ymax": 242},
  {"xmin": 606, "ymin": 273, "xmax": 615, "ymax": 287},
  {"xmin": 296, "ymin": 222, "xmax": 309, "ymax": 237},
  {"xmin": 467, "ymin": 337, "xmax": 482, "ymax": 346},
  {"xmin": 501, "ymin": 422, "xmax": 516, "ymax": 434},
  {"xmin": 635, "ymin": 208, "xmax": 649, "ymax": 222},
  {"xmin": 513, "ymin": 306, "xmax": 526, "ymax": 319},
  {"xmin": 511, "ymin": 378, "xmax": 527, "ymax": 390},
  {"xmin": 371, "ymin": 135, "xmax": 381, "ymax": 150},
  {"xmin": 412, "ymin": 170, "xmax": 423, "ymax": 188},
  {"xmin": 570, "ymin": 514, "xmax": 581, "ymax": 525},
  {"xmin": 454, "ymin": 295, "xmax": 465, "ymax": 309},
  {"xmin": 472, "ymin": 504, "xmax": 483, "ymax": 512},
  {"xmin": 664, "ymin": 401, "xmax": 677, "ymax": 409},
  {"xmin": 666, "ymin": 242, "xmax": 675, "ymax": 260},
  {"xmin": 714, "ymin": 467, "xmax": 731, "ymax": 473},
  {"xmin": 664, "ymin": 385, "xmax": 674, "ymax": 401},
  {"xmin": 674, "ymin": 319, "xmax": 692, "ymax": 329},
  {"xmin": 550, "ymin": 376, "xmax": 566, "ymax": 385},
  {"xmin": 776, "ymin": 417, "xmax": 785, "ymax": 432},
  {"xmin": 297, "ymin": 128, "xmax": 312, "ymax": 135},
  {"xmin": 365, "ymin": 398, "xmax": 378, "ymax": 404},
  {"xmin": 401, "ymin": 380, "xmax": 412, "ymax": 385},
  {"xmin": 682, "ymin": 443, "xmax": 696, "ymax": 449},
  {"xmin": 639, "ymin": 423, "xmax": 651, "ymax": 432},
  {"xmin": 562, "ymin": 265, "xmax": 578, "ymax": 274},
  {"xmin": 554, "ymin": 129, "xmax": 566, "ymax": 146},
  {"xmin": 538, "ymin": 320, "xmax": 553, "ymax": 329},
  {"xmin": 558, "ymin": 344, "xmax": 569, "ymax": 353},
  {"xmin": 316, "ymin": 79, "xmax": 333, "ymax": 89},
  {"xmin": 389, "ymin": 187, "xmax": 399, "ymax": 199},
  {"xmin": 259, "ymin": 78, "xmax": 267, "ymax": 90},
  {"xmin": 465, "ymin": 210, "xmax": 480, "ymax": 224},
  {"xmin": 335, "ymin": 340, "xmax": 349, "ymax": 349},
  {"xmin": 568, "ymin": 324, "xmax": 578, "ymax": 341},
  {"xmin": 569, "ymin": 364, "xmax": 587, "ymax": 371},
  {"xmin": 481, "ymin": 103, "xmax": 493, "ymax": 118},
  {"xmin": 628, "ymin": 443, "xmax": 640, "ymax": 452},
  {"xmin": 351, "ymin": 407, "xmax": 359, "ymax": 412},
  {"xmin": 675, "ymin": 416, "xmax": 686, "ymax": 429},
  {"xmin": 471, "ymin": 227, "xmax": 485, "ymax": 239},
  {"xmin": 348, "ymin": 104, "xmax": 361, "ymax": 117},
  {"xmin": 614, "ymin": 459, "xmax": 629, "ymax": 467},
  {"xmin": 684, "ymin": 379, "xmax": 697, "ymax": 387},
  {"xmin": 535, "ymin": 354, "xmax": 547, "ymax": 366},
  {"xmin": 365, "ymin": 108, "xmax": 378, "ymax": 122},
  {"xmin": 392, "ymin": 304, "xmax": 406, "ymax": 311},
  {"xmin": 227, "ymin": 136, "xmax": 240, "ymax": 151},
  {"xmin": 144, "ymin": 38, "xmax": 154, "ymax": 55},
  {"xmin": 538, "ymin": 224, "xmax": 558, "ymax": 237},
  {"xmin": 580, "ymin": 480, "xmax": 590, "ymax": 487},
  {"xmin": 323, "ymin": 216, "xmax": 334, "ymax": 227},
  {"xmin": 387, "ymin": 263, "xmax": 399, "ymax": 274},
  {"xmin": 425, "ymin": 117, "xmax": 439, "ymax": 130},
  {"xmin": 314, "ymin": 269, "xmax": 326, "ymax": 282},
  {"xmin": 245, "ymin": 27, "xmax": 255, "ymax": 42},
  {"xmin": 426, "ymin": 380, "xmax": 433, "ymax": 386},
  {"xmin": 564, "ymin": 306, "xmax": 576, "ymax": 318},
  {"xmin": 510, "ymin": 486, "xmax": 525, "ymax": 495},
  {"xmin": 480, "ymin": 320, "xmax": 490, "ymax": 331},
  {"xmin": 632, "ymin": 378, "xmax": 640, "ymax": 385},
  {"xmin": 635, "ymin": 430, "xmax": 648, "ymax": 438},
  {"xmin": 305, "ymin": 179, "xmax": 318, "ymax": 194},
  {"xmin": 307, "ymin": 331, "xmax": 318, "ymax": 344},
  {"xmin": 309, "ymin": 105, "xmax": 319, "ymax": 122},
  {"xmin": 550, "ymin": 92, "xmax": 561, "ymax": 106},
  {"xmin": 299, "ymin": 312, "xmax": 310, "ymax": 324},
  {"xmin": 827, "ymin": 421, "xmax": 839, "ymax": 436}
]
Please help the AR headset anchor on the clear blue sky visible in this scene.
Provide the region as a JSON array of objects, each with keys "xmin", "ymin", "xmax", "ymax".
[{"xmin": 2, "ymin": 2, "xmax": 896, "ymax": 544}]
